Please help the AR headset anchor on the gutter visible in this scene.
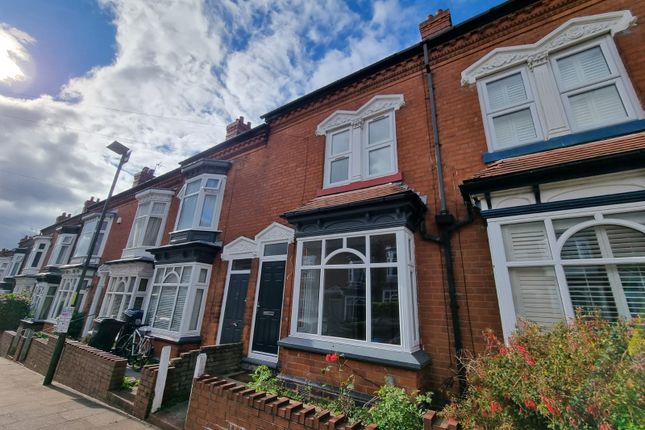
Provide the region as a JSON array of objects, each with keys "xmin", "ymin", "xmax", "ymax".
[{"xmin": 420, "ymin": 41, "xmax": 475, "ymax": 395}]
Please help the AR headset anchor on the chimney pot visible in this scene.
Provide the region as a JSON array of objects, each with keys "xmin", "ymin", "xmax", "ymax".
[
  {"xmin": 419, "ymin": 9, "xmax": 452, "ymax": 40},
  {"xmin": 132, "ymin": 166, "xmax": 156, "ymax": 187}
]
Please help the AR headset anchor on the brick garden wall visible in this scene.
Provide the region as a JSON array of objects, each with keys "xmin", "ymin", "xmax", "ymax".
[
  {"xmin": 0, "ymin": 331, "xmax": 126, "ymax": 401},
  {"xmin": 185, "ymin": 375, "xmax": 459, "ymax": 430},
  {"xmin": 133, "ymin": 342, "xmax": 243, "ymax": 419}
]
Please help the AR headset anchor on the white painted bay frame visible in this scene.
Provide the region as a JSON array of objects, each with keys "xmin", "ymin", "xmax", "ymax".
[
  {"xmin": 247, "ymin": 222, "xmax": 294, "ymax": 363},
  {"xmin": 145, "ymin": 262, "xmax": 212, "ymax": 340},
  {"xmin": 123, "ymin": 189, "xmax": 174, "ymax": 259},
  {"xmin": 174, "ymin": 174, "xmax": 226, "ymax": 233},
  {"xmin": 290, "ymin": 226, "xmax": 420, "ymax": 353},
  {"xmin": 48, "ymin": 233, "xmax": 77, "ymax": 267},
  {"xmin": 487, "ymin": 201, "xmax": 645, "ymax": 340},
  {"xmin": 216, "ymin": 258, "xmax": 253, "ymax": 345},
  {"xmin": 70, "ymin": 213, "xmax": 115, "ymax": 265},
  {"xmin": 24, "ymin": 236, "xmax": 52, "ymax": 274}
]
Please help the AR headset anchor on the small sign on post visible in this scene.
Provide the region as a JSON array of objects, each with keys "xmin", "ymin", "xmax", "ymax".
[{"xmin": 55, "ymin": 307, "xmax": 74, "ymax": 334}]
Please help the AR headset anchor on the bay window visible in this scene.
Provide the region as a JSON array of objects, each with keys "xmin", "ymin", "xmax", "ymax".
[
  {"xmin": 72, "ymin": 216, "xmax": 112, "ymax": 262},
  {"xmin": 145, "ymin": 263, "xmax": 210, "ymax": 338},
  {"xmin": 49, "ymin": 234, "xmax": 76, "ymax": 266},
  {"xmin": 292, "ymin": 227, "xmax": 419, "ymax": 351},
  {"xmin": 124, "ymin": 189, "xmax": 172, "ymax": 258},
  {"xmin": 31, "ymin": 282, "xmax": 57, "ymax": 320},
  {"xmin": 490, "ymin": 207, "xmax": 645, "ymax": 339},
  {"xmin": 175, "ymin": 175, "xmax": 225, "ymax": 231},
  {"xmin": 48, "ymin": 274, "xmax": 90, "ymax": 320},
  {"xmin": 100, "ymin": 276, "xmax": 149, "ymax": 319},
  {"xmin": 8, "ymin": 253, "xmax": 24, "ymax": 276}
]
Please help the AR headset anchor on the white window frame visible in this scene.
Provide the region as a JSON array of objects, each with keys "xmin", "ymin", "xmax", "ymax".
[
  {"xmin": 550, "ymin": 38, "xmax": 640, "ymax": 133},
  {"xmin": 144, "ymin": 262, "xmax": 211, "ymax": 340},
  {"xmin": 477, "ymin": 67, "xmax": 544, "ymax": 151},
  {"xmin": 461, "ymin": 11, "xmax": 643, "ymax": 153},
  {"xmin": 31, "ymin": 282, "xmax": 58, "ymax": 321},
  {"xmin": 487, "ymin": 202, "xmax": 645, "ymax": 340},
  {"xmin": 48, "ymin": 234, "xmax": 77, "ymax": 267},
  {"xmin": 174, "ymin": 174, "xmax": 226, "ymax": 232},
  {"xmin": 317, "ymin": 95, "xmax": 404, "ymax": 189},
  {"xmin": 71, "ymin": 214, "xmax": 114, "ymax": 264},
  {"xmin": 47, "ymin": 272, "xmax": 91, "ymax": 321},
  {"xmin": 289, "ymin": 226, "xmax": 420, "ymax": 353},
  {"xmin": 99, "ymin": 276, "xmax": 149, "ymax": 320},
  {"xmin": 123, "ymin": 189, "xmax": 173, "ymax": 258},
  {"xmin": 24, "ymin": 238, "xmax": 51, "ymax": 274},
  {"xmin": 7, "ymin": 253, "xmax": 24, "ymax": 277}
]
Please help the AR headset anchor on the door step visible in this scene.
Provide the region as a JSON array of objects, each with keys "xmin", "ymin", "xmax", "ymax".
[{"xmin": 106, "ymin": 388, "xmax": 136, "ymax": 415}]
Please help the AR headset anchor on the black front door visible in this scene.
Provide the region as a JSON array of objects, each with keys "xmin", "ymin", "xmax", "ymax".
[
  {"xmin": 251, "ymin": 261, "xmax": 286, "ymax": 355},
  {"xmin": 220, "ymin": 273, "xmax": 250, "ymax": 344}
]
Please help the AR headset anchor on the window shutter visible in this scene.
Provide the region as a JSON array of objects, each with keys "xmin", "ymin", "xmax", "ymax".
[
  {"xmin": 617, "ymin": 264, "xmax": 645, "ymax": 318},
  {"xmin": 502, "ymin": 222, "xmax": 551, "ymax": 261},
  {"xmin": 557, "ymin": 46, "xmax": 611, "ymax": 90},
  {"xmin": 569, "ymin": 85, "xmax": 627, "ymax": 130},
  {"xmin": 604, "ymin": 225, "xmax": 645, "ymax": 257},
  {"xmin": 492, "ymin": 109, "xmax": 537, "ymax": 149},
  {"xmin": 486, "ymin": 73, "xmax": 528, "ymax": 111},
  {"xmin": 509, "ymin": 267, "xmax": 565, "ymax": 326},
  {"xmin": 564, "ymin": 265, "xmax": 618, "ymax": 321},
  {"xmin": 153, "ymin": 286, "xmax": 177, "ymax": 330}
]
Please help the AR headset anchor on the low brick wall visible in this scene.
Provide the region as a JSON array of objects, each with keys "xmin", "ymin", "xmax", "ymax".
[
  {"xmin": 133, "ymin": 342, "xmax": 243, "ymax": 419},
  {"xmin": 0, "ymin": 331, "xmax": 14, "ymax": 357},
  {"xmin": 185, "ymin": 376, "xmax": 459, "ymax": 430},
  {"xmin": 0, "ymin": 331, "xmax": 126, "ymax": 402}
]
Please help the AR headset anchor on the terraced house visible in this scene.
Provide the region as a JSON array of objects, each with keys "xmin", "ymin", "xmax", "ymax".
[{"xmin": 6, "ymin": 0, "xmax": 643, "ymax": 400}]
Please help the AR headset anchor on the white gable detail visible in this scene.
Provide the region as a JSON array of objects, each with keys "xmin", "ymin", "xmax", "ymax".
[
  {"xmin": 461, "ymin": 10, "xmax": 636, "ymax": 85},
  {"xmin": 316, "ymin": 94, "xmax": 405, "ymax": 135},
  {"xmin": 222, "ymin": 236, "xmax": 257, "ymax": 261},
  {"xmin": 255, "ymin": 222, "xmax": 295, "ymax": 244}
]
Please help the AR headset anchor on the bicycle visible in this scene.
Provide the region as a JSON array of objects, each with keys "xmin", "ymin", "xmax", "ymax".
[{"xmin": 113, "ymin": 309, "xmax": 154, "ymax": 370}]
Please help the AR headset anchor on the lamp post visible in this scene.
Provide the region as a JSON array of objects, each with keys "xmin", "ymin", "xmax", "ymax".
[{"xmin": 44, "ymin": 141, "xmax": 131, "ymax": 386}]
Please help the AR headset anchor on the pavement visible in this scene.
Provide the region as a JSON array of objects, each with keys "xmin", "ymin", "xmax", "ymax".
[{"xmin": 0, "ymin": 357, "xmax": 158, "ymax": 430}]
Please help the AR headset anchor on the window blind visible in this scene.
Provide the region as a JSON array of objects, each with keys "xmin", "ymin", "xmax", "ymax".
[
  {"xmin": 502, "ymin": 222, "xmax": 551, "ymax": 261},
  {"xmin": 569, "ymin": 85, "xmax": 627, "ymax": 130},
  {"xmin": 604, "ymin": 225, "xmax": 645, "ymax": 257},
  {"xmin": 617, "ymin": 264, "xmax": 645, "ymax": 317},
  {"xmin": 564, "ymin": 265, "xmax": 618, "ymax": 321},
  {"xmin": 561, "ymin": 227, "xmax": 602, "ymax": 259},
  {"xmin": 557, "ymin": 46, "xmax": 611, "ymax": 90},
  {"xmin": 510, "ymin": 267, "xmax": 565, "ymax": 326},
  {"xmin": 493, "ymin": 108, "xmax": 537, "ymax": 149},
  {"xmin": 487, "ymin": 72, "xmax": 528, "ymax": 111}
]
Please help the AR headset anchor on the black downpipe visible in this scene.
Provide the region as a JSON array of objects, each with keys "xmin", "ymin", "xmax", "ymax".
[{"xmin": 421, "ymin": 41, "xmax": 474, "ymax": 395}]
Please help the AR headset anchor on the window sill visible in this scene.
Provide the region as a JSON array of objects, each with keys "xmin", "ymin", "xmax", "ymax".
[
  {"xmin": 317, "ymin": 173, "xmax": 403, "ymax": 197},
  {"xmin": 146, "ymin": 329, "xmax": 202, "ymax": 344},
  {"xmin": 483, "ymin": 119, "xmax": 645, "ymax": 163},
  {"xmin": 278, "ymin": 335, "xmax": 430, "ymax": 370}
]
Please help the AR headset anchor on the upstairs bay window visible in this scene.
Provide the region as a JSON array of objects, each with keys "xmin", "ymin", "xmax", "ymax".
[
  {"xmin": 292, "ymin": 227, "xmax": 419, "ymax": 351},
  {"xmin": 8, "ymin": 254, "xmax": 24, "ymax": 277},
  {"xmin": 175, "ymin": 175, "xmax": 225, "ymax": 231},
  {"xmin": 462, "ymin": 11, "xmax": 643, "ymax": 154},
  {"xmin": 72, "ymin": 216, "xmax": 112, "ymax": 263},
  {"xmin": 124, "ymin": 189, "xmax": 173, "ymax": 258},
  {"xmin": 27, "ymin": 239, "xmax": 50, "ymax": 271},
  {"xmin": 48, "ymin": 234, "xmax": 76, "ymax": 266},
  {"xmin": 317, "ymin": 95, "xmax": 404, "ymax": 188}
]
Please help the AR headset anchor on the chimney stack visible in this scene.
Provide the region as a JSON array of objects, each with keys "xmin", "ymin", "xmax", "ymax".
[
  {"xmin": 83, "ymin": 197, "xmax": 96, "ymax": 213},
  {"xmin": 226, "ymin": 116, "xmax": 251, "ymax": 140},
  {"xmin": 55, "ymin": 212, "xmax": 71, "ymax": 224},
  {"xmin": 132, "ymin": 167, "xmax": 156, "ymax": 187},
  {"xmin": 419, "ymin": 9, "xmax": 452, "ymax": 40}
]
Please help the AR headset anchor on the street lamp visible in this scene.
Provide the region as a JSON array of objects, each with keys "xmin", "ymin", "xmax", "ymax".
[{"xmin": 44, "ymin": 141, "xmax": 131, "ymax": 385}]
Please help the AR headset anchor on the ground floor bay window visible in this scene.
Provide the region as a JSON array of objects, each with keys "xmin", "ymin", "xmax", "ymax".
[
  {"xmin": 488, "ymin": 205, "xmax": 645, "ymax": 339},
  {"xmin": 48, "ymin": 270, "xmax": 92, "ymax": 321},
  {"xmin": 31, "ymin": 282, "xmax": 58, "ymax": 321},
  {"xmin": 144, "ymin": 263, "xmax": 210, "ymax": 340},
  {"xmin": 100, "ymin": 276, "xmax": 149, "ymax": 319},
  {"xmin": 290, "ymin": 227, "xmax": 420, "ymax": 353}
]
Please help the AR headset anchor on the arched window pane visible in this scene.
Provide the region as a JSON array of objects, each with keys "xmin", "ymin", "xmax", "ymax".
[
  {"xmin": 604, "ymin": 225, "xmax": 645, "ymax": 257},
  {"xmin": 561, "ymin": 227, "xmax": 601, "ymax": 259},
  {"xmin": 163, "ymin": 272, "xmax": 179, "ymax": 284},
  {"xmin": 327, "ymin": 251, "xmax": 364, "ymax": 265}
]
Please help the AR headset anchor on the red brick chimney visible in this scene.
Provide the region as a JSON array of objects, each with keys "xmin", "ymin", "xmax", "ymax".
[
  {"xmin": 83, "ymin": 197, "xmax": 97, "ymax": 212},
  {"xmin": 226, "ymin": 116, "xmax": 251, "ymax": 140},
  {"xmin": 419, "ymin": 9, "xmax": 452, "ymax": 40},
  {"xmin": 132, "ymin": 167, "xmax": 156, "ymax": 187},
  {"xmin": 55, "ymin": 212, "xmax": 71, "ymax": 224}
]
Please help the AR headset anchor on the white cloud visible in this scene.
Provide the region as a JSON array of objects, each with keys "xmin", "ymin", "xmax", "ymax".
[{"xmin": 0, "ymin": 0, "xmax": 431, "ymax": 248}]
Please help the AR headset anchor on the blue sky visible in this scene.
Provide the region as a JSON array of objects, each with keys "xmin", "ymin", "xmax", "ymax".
[{"xmin": 0, "ymin": 0, "xmax": 504, "ymax": 248}]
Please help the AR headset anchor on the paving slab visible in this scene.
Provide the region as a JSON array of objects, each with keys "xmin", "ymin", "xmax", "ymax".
[{"xmin": 0, "ymin": 357, "xmax": 157, "ymax": 430}]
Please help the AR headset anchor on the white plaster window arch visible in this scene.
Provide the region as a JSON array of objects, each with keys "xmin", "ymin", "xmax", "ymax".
[
  {"xmin": 461, "ymin": 10, "xmax": 643, "ymax": 152},
  {"xmin": 324, "ymin": 247, "xmax": 367, "ymax": 264},
  {"xmin": 555, "ymin": 218, "xmax": 645, "ymax": 253},
  {"xmin": 316, "ymin": 94, "xmax": 405, "ymax": 188},
  {"xmin": 254, "ymin": 222, "xmax": 295, "ymax": 255}
]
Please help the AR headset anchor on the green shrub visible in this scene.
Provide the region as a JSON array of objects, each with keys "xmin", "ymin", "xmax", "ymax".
[
  {"xmin": 361, "ymin": 384, "xmax": 432, "ymax": 430},
  {"xmin": 248, "ymin": 365, "xmax": 280, "ymax": 395},
  {"xmin": 0, "ymin": 293, "xmax": 31, "ymax": 330},
  {"xmin": 442, "ymin": 314, "xmax": 644, "ymax": 430}
]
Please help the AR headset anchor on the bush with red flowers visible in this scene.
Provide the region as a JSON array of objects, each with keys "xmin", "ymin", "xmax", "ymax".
[{"xmin": 441, "ymin": 313, "xmax": 644, "ymax": 430}]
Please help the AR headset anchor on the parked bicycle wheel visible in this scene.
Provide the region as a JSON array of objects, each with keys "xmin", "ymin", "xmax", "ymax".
[
  {"xmin": 114, "ymin": 333, "xmax": 134, "ymax": 360},
  {"xmin": 131, "ymin": 337, "xmax": 153, "ymax": 371}
]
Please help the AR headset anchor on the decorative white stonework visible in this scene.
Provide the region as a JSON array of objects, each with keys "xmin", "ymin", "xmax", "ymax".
[
  {"xmin": 134, "ymin": 188, "xmax": 175, "ymax": 203},
  {"xmin": 316, "ymin": 94, "xmax": 405, "ymax": 135},
  {"xmin": 255, "ymin": 222, "xmax": 295, "ymax": 244},
  {"xmin": 461, "ymin": 10, "xmax": 636, "ymax": 85},
  {"xmin": 221, "ymin": 236, "xmax": 257, "ymax": 261},
  {"xmin": 104, "ymin": 261, "xmax": 154, "ymax": 278}
]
